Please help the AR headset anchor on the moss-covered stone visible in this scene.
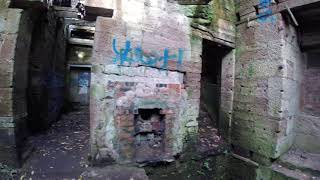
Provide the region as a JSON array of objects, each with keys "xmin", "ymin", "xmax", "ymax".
[
  {"xmin": 0, "ymin": 0, "xmax": 9, "ymax": 9},
  {"xmin": 91, "ymin": 84, "xmax": 105, "ymax": 100}
]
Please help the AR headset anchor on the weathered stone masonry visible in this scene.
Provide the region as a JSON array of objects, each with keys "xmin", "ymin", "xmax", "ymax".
[
  {"xmin": 0, "ymin": 0, "xmax": 319, "ymax": 179},
  {"xmin": 233, "ymin": 13, "xmax": 302, "ymax": 160},
  {"xmin": 0, "ymin": 8, "xmax": 34, "ymax": 167},
  {"xmin": 90, "ymin": 0, "xmax": 203, "ymax": 164},
  {"xmin": 229, "ymin": 0, "xmax": 320, "ymax": 179},
  {"xmin": 0, "ymin": 1, "xmax": 70, "ymax": 166}
]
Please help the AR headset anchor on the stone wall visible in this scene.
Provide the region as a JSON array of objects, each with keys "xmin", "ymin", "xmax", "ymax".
[
  {"xmin": 294, "ymin": 56, "xmax": 320, "ymax": 154},
  {"xmin": 179, "ymin": 0, "xmax": 236, "ymax": 139},
  {"xmin": 0, "ymin": 0, "xmax": 9, "ymax": 8},
  {"xmin": 233, "ymin": 1, "xmax": 303, "ymax": 161},
  {"xmin": 0, "ymin": 8, "xmax": 34, "ymax": 167},
  {"xmin": 90, "ymin": 0, "xmax": 202, "ymax": 164},
  {"xmin": 301, "ymin": 63, "xmax": 320, "ymax": 116},
  {"xmin": 27, "ymin": 9, "xmax": 67, "ymax": 131},
  {"xmin": 0, "ymin": 4, "xmax": 68, "ymax": 166},
  {"xmin": 219, "ymin": 50, "xmax": 235, "ymax": 138}
]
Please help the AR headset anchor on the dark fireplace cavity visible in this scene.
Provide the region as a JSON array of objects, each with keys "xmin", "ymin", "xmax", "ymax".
[{"xmin": 134, "ymin": 109, "xmax": 165, "ymax": 163}]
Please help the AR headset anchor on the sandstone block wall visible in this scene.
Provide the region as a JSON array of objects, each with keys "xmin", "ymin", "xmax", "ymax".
[
  {"xmin": 0, "ymin": 8, "xmax": 34, "ymax": 167},
  {"xmin": 27, "ymin": 9, "xmax": 67, "ymax": 131},
  {"xmin": 233, "ymin": 1, "xmax": 303, "ymax": 160},
  {"xmin": 90, "ymin": 0, "xmax": 202, "ymax": 164},
  {"xmin": 219, "ymin": 50, "xmax": 236, "ymax": 138},
  {"xmin": 294, "ymin": 56, "xmax": 320, "ymax": 154},
  {"xmin": 0, "ymin": 0, "xmax": 10, "ymax": 9}
]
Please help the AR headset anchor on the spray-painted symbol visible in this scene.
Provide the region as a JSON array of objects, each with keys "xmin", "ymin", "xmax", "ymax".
[
  {"xmin": 258, "ymin": 0, "xmax": 277, "ymax": 24},
  {"xmin": 112, "ymin": 38, "xmax": 184, "ymax": 70}
]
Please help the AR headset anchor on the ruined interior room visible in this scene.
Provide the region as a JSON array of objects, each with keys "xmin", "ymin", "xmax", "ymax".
[{"xmin": 0, "ymin": 0, "xmax": 319, "ymax": 179}]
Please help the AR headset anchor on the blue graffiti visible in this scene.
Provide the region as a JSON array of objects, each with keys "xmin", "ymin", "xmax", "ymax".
[
  {"xmin": 258, "ymin": 0, "xmax": 276, "ymax": 24},
  {"xmin": 112, "ymin": 38, "xmax": 184, "ymax": 69},
  {"xmin": 79, "ymin": 72, "xmax": 90, "ymax": 87}
]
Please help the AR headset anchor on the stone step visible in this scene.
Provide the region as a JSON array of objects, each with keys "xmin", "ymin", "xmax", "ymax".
[
  {"xmin": 278, "ymin": 149, "xmax": 320, "ymax": 177},
  {"xmin": 271, "ymin": 163, "xmax": 315, "ymax": 180},
  {"xmin": 81, "ymin": 165, "xmax": 148, "ymax": 180}
]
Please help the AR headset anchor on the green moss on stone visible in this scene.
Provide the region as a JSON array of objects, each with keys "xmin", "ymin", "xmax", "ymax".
[
  {"xmin": 248, "ymin": 64, "xmax": 255, "ymax": 78},
  {"xmin": 91, "ymin": 84, "xmax": 105, "ymax": 100},
  {"xmin": 0, "ymin": 0, "xmax": 9, "ymax": 9}
]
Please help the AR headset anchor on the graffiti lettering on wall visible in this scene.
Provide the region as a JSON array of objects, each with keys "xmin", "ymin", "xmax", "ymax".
[
  {"xmin": 78, "ymin": 72, "xmax": 90, "ymax": 94},
  {"xmin": 112, "ymin": 38, "xmax": 184, "ymax": 69},
  {"xmin": 258, "ymin": 0, "xmax": 276, "ymax": 24}
]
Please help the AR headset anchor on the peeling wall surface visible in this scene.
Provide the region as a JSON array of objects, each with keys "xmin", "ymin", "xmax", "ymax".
[{"xmin": 91, "ymin": 0, "xmax": 203, "ymax": 164}]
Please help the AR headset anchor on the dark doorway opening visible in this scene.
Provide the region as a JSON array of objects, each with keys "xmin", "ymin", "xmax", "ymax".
[
  {"xmin": 200, "ymin": 39, "xmax": 231, "ymax": 126},
  {"xmin": 197, "ymin": 39, "xmax": 232, "ymax": 154},
  {"xmin": 68, "ymin": 66, "xmax": 91, "ymax": 107}
]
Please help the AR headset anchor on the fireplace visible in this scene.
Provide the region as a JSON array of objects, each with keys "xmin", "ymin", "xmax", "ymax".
[
  {"xmin": 90, "ymin": 65, "xmax": 201, "ymax": 165},
  {"xmin": 134, "ymin": 109, "xmax": 165, "ymax": 163}
]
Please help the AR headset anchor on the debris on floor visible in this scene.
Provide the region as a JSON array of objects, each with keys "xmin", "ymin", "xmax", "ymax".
[{"xmin": 20, "ymin": 106, "xmax": 90, "ymax": 179}]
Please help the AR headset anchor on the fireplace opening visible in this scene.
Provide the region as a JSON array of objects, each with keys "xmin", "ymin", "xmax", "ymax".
[{"xmin": 134, "ymin": 108, "xmax": 165, "ymax": 163}]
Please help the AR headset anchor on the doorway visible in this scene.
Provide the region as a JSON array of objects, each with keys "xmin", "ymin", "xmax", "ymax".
[
  {"xmin": 68, "ymin": 66, "xmax": 91, "ymax": 106},
  {"xmin": 200, "ymin": 39, "xmax": 231, "ymax": 124}
]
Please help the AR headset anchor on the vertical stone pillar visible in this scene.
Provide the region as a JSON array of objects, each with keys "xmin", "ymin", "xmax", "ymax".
[
  {"xmin": 0, "ymin": 9, "xmax": 33, "ymax": 167},
  {"xmin": 233, "ymin": 1, "xmax": 302, "ymax": 162},
  {"xmin": 219, "ymin": 50, "xmax": 235, "ymax": 139}
]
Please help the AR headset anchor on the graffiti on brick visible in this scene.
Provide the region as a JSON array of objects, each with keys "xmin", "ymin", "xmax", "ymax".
[
  {"xmin": 258, "ymin": 0, "xmax": 276, "ymax": 24},
  {"xmin": 112, "ymin": 38, "xmax": 184, "ymax": 69}
]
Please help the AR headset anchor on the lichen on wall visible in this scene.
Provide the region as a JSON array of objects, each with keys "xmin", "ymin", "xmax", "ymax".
[
  {"xmin": 232, "ymin": 0, "xmax": 304, "ymax": 165},
  {"xmin": 91, "ymin": 0, "xmax": 202, "ymax": 164},
  {"xmin": 0, "ymin": 0, "xmax": 10, "ymax": 9},
  {"xmin": 179, "ymin": 0, "xmax": 236, "ymax": 43}
]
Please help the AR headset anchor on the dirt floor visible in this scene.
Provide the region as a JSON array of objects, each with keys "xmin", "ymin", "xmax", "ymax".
[
  {"xmin": 197, "ymin": 105, "xmax": 225, "ymax": 155},
  {"xmin": 9, "ymin": 105, "xmax": 225, "ymax": 180},
  {"xmin": 20, "ymin": 106, "xmax": 90, "ymax": 179}
]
